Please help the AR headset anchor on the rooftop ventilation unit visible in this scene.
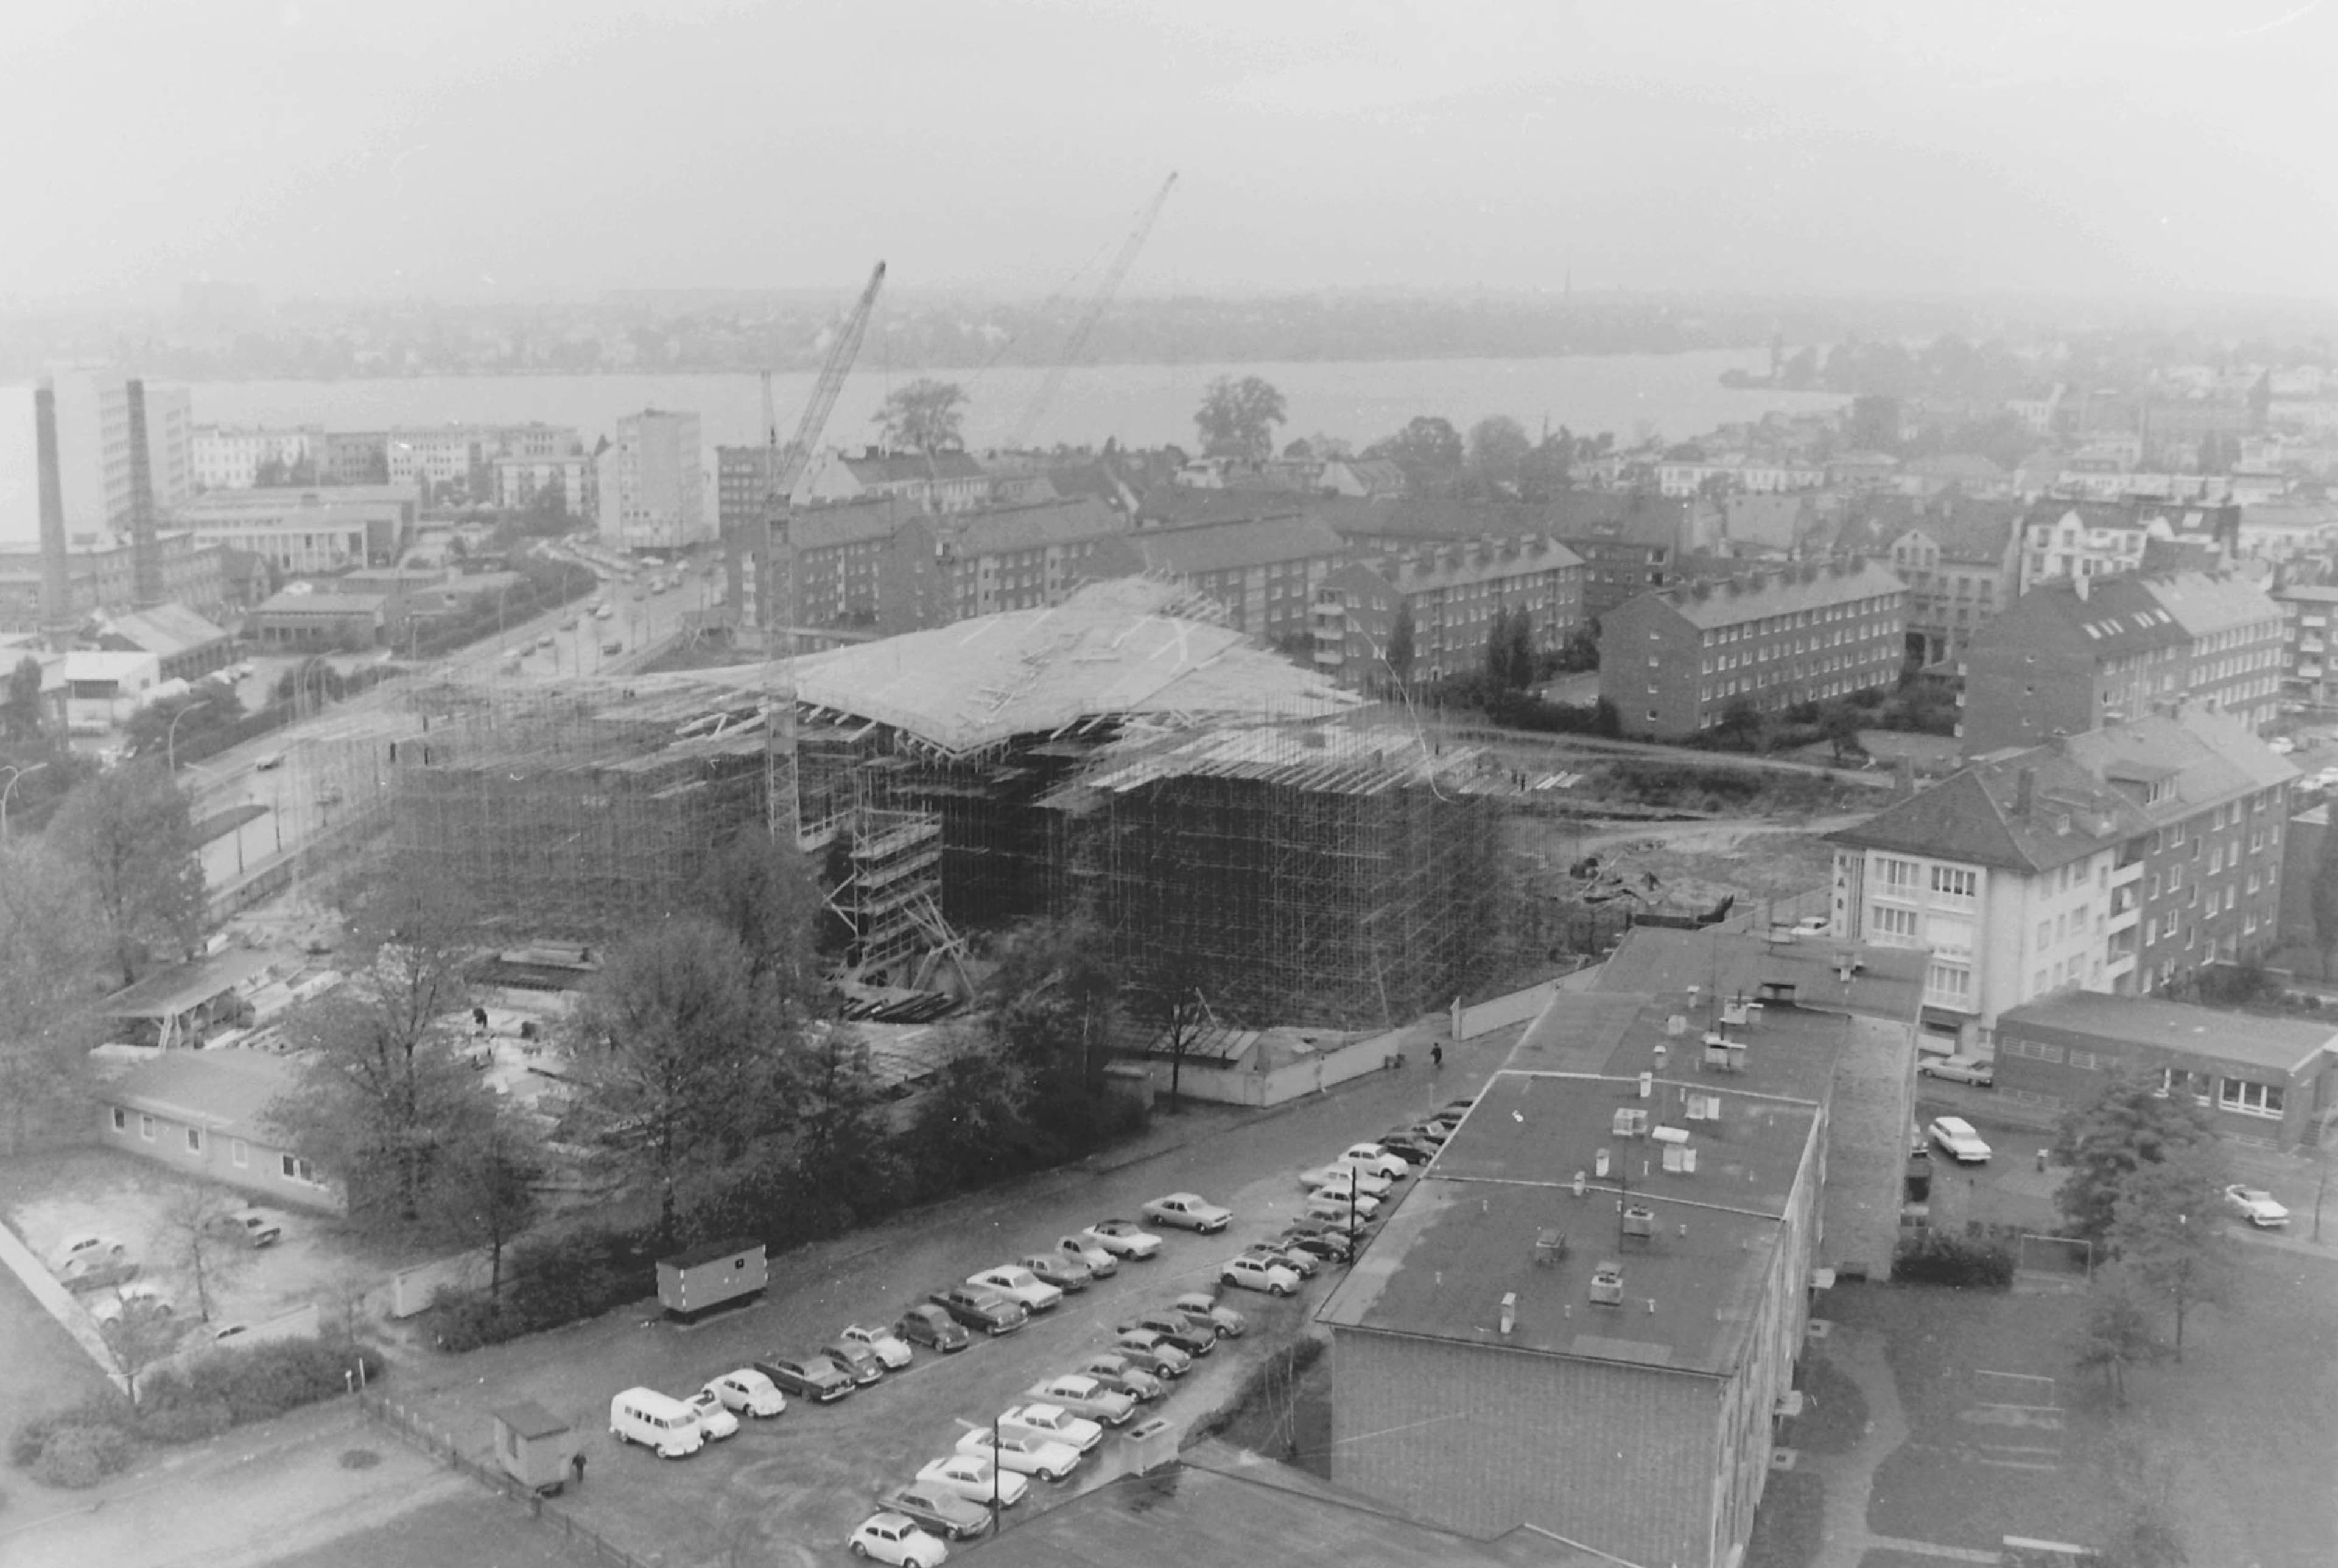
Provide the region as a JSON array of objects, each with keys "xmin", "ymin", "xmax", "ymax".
[
  {"xmin": 1500, "ymin": 1292, "xmax": 1517, "ymax": 1337},
  {"xmin": 1589, "ymin": 1262, "xmax": 1624, "ymax": 1306},
  {"xmin": 1666, "ymin": 1014, "xmax": 1688, "ymax": 1037},
  {"xmin": 1661, "ymin": 1143, "xmax": 1699, "ymax": 1174},
  {"xmin": 1536, "ymin": 1228, "xmax": 1568, "ymax": 1267},
  {"xmin": 1620, "ymin": 1205, "xmax": 1657, "ymax": 1239},
  {"xmin": 1612, "ymin": 1108, "xmax": 1648, "ymax": 1138},
  {"xmin": 1652, "ymin": 1125, "xmax": 1690, "ymax": 1144}
]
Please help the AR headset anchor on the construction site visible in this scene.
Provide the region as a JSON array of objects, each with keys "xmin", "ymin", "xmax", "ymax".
[{"xmin": 377, "ymin": 578, "xmax": 1560, "ymax": 1032}]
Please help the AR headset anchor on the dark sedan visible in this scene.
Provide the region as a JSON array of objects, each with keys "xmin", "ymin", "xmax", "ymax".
[
  {"xmin": 930, "ymin": 1286, "xmax": 1028, "ymax": 1337},
  {"xmin": 820, "ymin": 1339, "xmax": 888, "ymax": 1385},
  {"xmin": 895, "ymin": 1304, "xmax": 972, "ymax": 1353},
  {"xmin": 753, "ymin": 1353, "xmax": 855, "ymax": 1403},
  {"xmin": 1117, "ymin": 1310, "xmax": 1215, "ymax": 1357},
  {"xmin": 876, "ymin": 1483, "xmax": 993, "ymax": 1542}
]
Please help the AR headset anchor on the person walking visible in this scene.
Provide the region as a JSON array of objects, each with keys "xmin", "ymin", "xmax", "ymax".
[
  {"xmin": 570, "ymin": 1451, "xmax": 586, "ymax": 1489},
  {"xmin": 1431, "ymin": 1042, "xmax": 1444, "ymax": 1071}
]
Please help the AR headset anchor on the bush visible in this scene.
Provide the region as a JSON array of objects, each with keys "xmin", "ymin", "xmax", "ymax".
[
  {"xmin": 29, "ymin": 1426, "xmax": 134, "ymax": 1489},
  {"xmin": 12, "ymin": 1395, "xmax": 133, "ymax": 1469},
  {"xmin": 170, "ymin": 1338, "xmax": 383, "ymax": 1425},
  {"xmin": 135, "ymin": 1400, "xmax": 234, "ymax": 1446},
  {"xmin": 1894, "ymin": 1229, "xmax": 2015, "ymax": 1289}
]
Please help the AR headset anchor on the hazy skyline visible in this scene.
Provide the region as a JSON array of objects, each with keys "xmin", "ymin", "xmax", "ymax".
[{"xmin": 5, "ymin": 1, "xmax": 2336, "ymax": 310}]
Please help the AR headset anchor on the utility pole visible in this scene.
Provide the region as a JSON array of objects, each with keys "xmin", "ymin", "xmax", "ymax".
[
  {"xmin": 0, "ymin": 762, "xmax": 47, "ymax": 845},
  {"xmin": 166, "ymin": 700, "xmax": 213, "ymax": 774}
]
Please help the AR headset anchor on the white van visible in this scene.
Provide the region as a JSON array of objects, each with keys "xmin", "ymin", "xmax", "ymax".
[{"xmin": 609, "ymin": 1388, "xmax": 706, "ymax": 1458}]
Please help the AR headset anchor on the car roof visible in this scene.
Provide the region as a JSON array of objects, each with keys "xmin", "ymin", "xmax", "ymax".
[{"xmin": 1934, "ymin": 1116, "xmax": 1977, "ymax": 1134}]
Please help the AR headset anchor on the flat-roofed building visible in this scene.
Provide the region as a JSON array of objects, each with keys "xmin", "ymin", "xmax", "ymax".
[
  {"xmin": 596, "ymin": 409, "xmax": 707, "ymax": 551},
  {"xmin": 95, "ymin": 1049, "xmax": 341, "ymax": 1212},
  {"xmin": 191, "ymin": 425, "xmax": 326, "ymax": 490},
  {"xmin": 1121, "ymin": 514, "xmax": 1350, "ymax": 648},
  {"xmin": 172, "ymin": 484, "xmax": 420, "ymax": 573},
  {"xmin": 0, "ymin": 531, "xmax": 229, "ymax": 632}
]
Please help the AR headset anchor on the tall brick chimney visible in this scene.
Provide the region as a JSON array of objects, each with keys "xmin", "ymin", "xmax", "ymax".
[
  {"xmin": 34, "ymin": 380, "xmax": 72, "ymax": 642},
  {"xmin": 125, "ymin": 377, "xmax": 164, "ymax": 609}
]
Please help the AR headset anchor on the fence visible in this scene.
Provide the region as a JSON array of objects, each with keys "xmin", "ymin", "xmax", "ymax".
[
  {"xmin": 359, "ymin": 1393, "xmax": 648, "ymax": 1568},
  {"xmin": 2015, "ymin": 1232, "xmax": 2094, "ymax": 1289}
]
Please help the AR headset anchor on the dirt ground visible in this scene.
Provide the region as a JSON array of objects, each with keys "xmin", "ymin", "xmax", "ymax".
[{"xmin": 1511, "ymin": 815, "xmax": 1855, "ymax": 922}]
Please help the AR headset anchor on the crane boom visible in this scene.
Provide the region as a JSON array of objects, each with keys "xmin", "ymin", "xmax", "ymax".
[{"xmin": 1007, "ymin": 173, "xmax": 1175, "ymax": 450}]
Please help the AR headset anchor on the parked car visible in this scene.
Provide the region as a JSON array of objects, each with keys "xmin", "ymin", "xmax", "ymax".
[
  {"xmin": 1025, "ymin": 1374, "xmax": 1137, "ymax": 1426},
  {"xmin": 847, "ymin": 1511, "xmax": 949, "ymax": 1567},
  {"xmin": 704, "ymin": 1368, "xmax": 785, "ymax": 1418},
  {"xmin": 1301, "ymin": 1191, "xmax": 1380, "ymax": 1228},
  {"xmin": 1168, "ymin": 1292, "xmax": 1248, "ymax": 1337},
  {"xmin": 1017, "ymin": 1251, "xmax": 1092, "ymax": 1292},
  {"xmin": 1050, "ymin": 1235, "xmax": 1120, "ymax": 1279},
  {"xmin": 1335, "ymin": 1143, "xmax": 1413, "ymax": 1180},
  {"xmin": 840, "ymin": 1321, "xmax": 916, "ymax": 1369},
  {"xmin": 966, "ymin": 1265, "xmax": 1063, "ymax": 1314},
  {"xmin": 1377, "ymin": 1132, "xmax": 1437, "ymax": 1166},
  {"xmin": 1404, "ymin": 1120, "xmax": 1453, "ymax": 1147},
  {"xmin": 609, "ymin": 1388, "xmax": 706, "ymax": 1458},
  {"xmin": 928, "ymin": 1286, "xmax": 1027, "ymax": 1337},
  {"xmin": 874, "ymin": 1483, "xmax": 993, "ymax": 1541},
  {"xmin": 207, "ymin": 1208, "xmax": 283, "ymax": 1248},
  {"xmin": 1278, "ymin": 1223, "xmax": 1355, "ymax": 1264},
  {"xmin": 91, "ymin": 1281, "xmax": 172, "ymax": 1328},
  {"xmin": 1926, "ymin": 1116, "xmax": 1993, "ymax": 1164},
  {"xmin": 1118, "ymin": 1311, "xmax": 1216, "ymax": 1356},
  {"xmin": 754, "ymin": 1353, "xmax": 856, "ymax": 1403},
  {"xmin": 49, "ymin": 1234, "xmax": 130, "ymax": 1280},
  {"xmin": 999, "ymin": 1402, "xmax": 1103, "ymax": 1454},
  {"xmin": 2270, "ymin": 735, "xmax": 2298, "ymax": 754},
  {"xmin": 1111, "ymin": 1329, "xmax": 1192, "ymax": 1378},
  {"xmin": 683, "ymin": 1386, "xmax": 740, "ymax": 1440},
  {"xmin": 1240, "ymin": 1241, "xmax": 1319, "ymax": 1278},
  {"xmin": 1079, "ymin": 1219, "xmax": 1164, "ymax": 1259},
  {"xmin": 1299, "ymin": 1164, "xmax": 1392, "ymax": 1200},
  {"xmin": 1917, "ymin": 1054, "xmax": 1995, "ymax": 1087},
  {"xmin": 916, "ymin": 1454, "xmax": 1028, "ymax": 1510},
  {"xmin": 1074, "ymin": 1353, "xmax": 1164, "ymax": 1403},
  {"xmin": 1221, "ymin": 1255, "xmax": 1302, "ymax": 1297},
  {"xmin": 957, "ymin": 1427, "xmax": 1079, "ymax": 1482},
  {"xmin": 2223, "ymin": 1184, "xmax": 2292, "ymax": 1228},
  {"xmin": 1140, "ymin": 1192, "xmax": 1233, "ymax": 1233},
  {"xmin": 821, "ymin": 1338, "xmax": 889, "ymax": 1385},
  {"xmin": 896, "ymin": 1305, "xmax": 972, "ymax": 1353}
]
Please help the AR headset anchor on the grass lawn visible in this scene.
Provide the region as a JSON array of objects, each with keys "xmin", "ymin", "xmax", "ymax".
[
  {"xmin": 1789, "ymin": 1349, "xmax": 1870, "ymax": 1457},
  {"xmin": 1743, "ymin": 1465, "xmax": 1824, "ymax": 1568}
]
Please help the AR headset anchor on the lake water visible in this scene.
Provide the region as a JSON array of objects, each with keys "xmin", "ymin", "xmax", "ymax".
[{"xmin": 0, "ymin": 349, "xmax": 1844, "ymax": 544}]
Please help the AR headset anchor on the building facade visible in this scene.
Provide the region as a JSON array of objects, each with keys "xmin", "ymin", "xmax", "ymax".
[
  {"xmin": 2275, "ymin": 583, "xmax": 2338, "ymax": 707},
  {"xmin": 1599, "ymin": 558, "xmax": 1907, "ymax": 740},
  {"xmin": 799, "ymin": 447, "xmax": 994, "ymax": 512},
  {"xmin": 597, "ymin": 410, "xmax": 708, "ymax": 551},
  {"xmin": 0, "ymin": 533, "xmax": 230, "ymax": 632},
  {"xmin": 48, "ymin": 371, "xmax": 192, "ymax": 534},
  {"xmin": 172, "ymin": 485, "xmax": 420, "ymax": 573},
  {"xmin": 1312, "ymin": 537, "xmax": 1585, "ymax": 688},
  {"xmin": 1830, "ymin": 707, "xmax": 2294, "ymax": 1049},
  {"xmin": 191, "ymin": 425, "xmax": 327, "ymax": 490},
  {"xmin": 2147, "ymin": 571, "xmax": 2284, "ymax": 734},
  {"xmin": 1883, "ymin": 502, "xmax": 2022, "ymax": 666},
  {"xmin": 97, "ymin": 1050, "xmax": 342, "ymax": 1213},
  {"xmin": 493, "ymin": 453, "xmax": 595, "ymax": 518}
]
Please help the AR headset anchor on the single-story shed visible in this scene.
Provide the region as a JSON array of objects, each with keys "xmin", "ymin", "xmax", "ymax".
[
  {"xmin": 96, "ymin": 1048, "xmax": 342, "ymax": 1212},
  {"xmin": 1994, "ymin": 992, "xmax": 2338, "ymax": 1150}
]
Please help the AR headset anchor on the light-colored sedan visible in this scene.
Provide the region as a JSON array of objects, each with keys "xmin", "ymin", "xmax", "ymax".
[
  {"xmin": 1221, "ymin": 1255, "xmax": 1302, "ymax": 1296},
  {"xmin": 967, "ymin": 1265, "xmax": 1064, "ymax": 1314},
  {"xmin": 838, "ymin": 1321, "xmax": 915, "ymax": 1370},
  {"xmin": 917, "ymin": 1454, "xmax": 1028, "ymax": 1510},
  {"xmin": 1917, "ymin": 1054, "xmax": 1995, "ymax": 1087},
  {"xmin": 1140, "ymin": 1192, "xmax": 1233, "ymax": 1233},
  {"xmin": 1169, "ymin": 1292, "xmax": 1248, "ymax": 1337},
  {"xmin": 704, "ymin": 1369, "xmax": 786, "ymax": 1418},
  {"xmin": 683, "ymin": 1386, "xmax": 740, "ymax": 1440},
  {"xmin": 955, "ymin": 1426, "xmax": 1080, "ymax": 1482},
  {"xmin": 1017, "ymin": 1251, "xmax": 1093, "ymax": 1293},
  {"xmin": 1075, "ymin": 1353, "xmax": 1165, "ymax": 1402},
  {"xmin": 1027, "ymin": 1374, "xmax": 1137, "ymax": 1427},
  {"xmin": 1927, "ymin": 1116, "xmax": 1992, "ymax": 1164},
  {"xmin": 848, "ymin": 1511, "xmax": 949, "ymax": 1567},
  {"xmin": 2223, "ymin": 1184, "xmax": 2291, "ymax": 1228},
  {"xmin": 1111, "ymin": 1329, "xmax": 1192, "ymax": 1378},
  {"xmin": 999, "ymin": 1402, "xmax": 1103, "ymax": 1454},
  {"xmin": 1301, "ymin": 1188, "xmax": 1382, "ymax": 1222},
  {"xmin": 1051, "ymin": 1235, "xmax": 1120, "ymax": 1279},
  {"xmin": 1299, "ymin": 1164, "xmax": 1392, "ymax": 1200},
  {"xmin": 1336, "ymin": 1143, "xmax": 1414, "ymax": 1180},
  {"xmin": 1080, "ymin": 1219, "xmax": 1164, "ymax": 1259}
]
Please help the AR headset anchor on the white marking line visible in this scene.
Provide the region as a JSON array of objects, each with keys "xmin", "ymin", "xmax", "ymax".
[
  {"xmin": 1975, "ymin": 1457, "xmax": 2060, "ymax": 1472},
  {"xmin": 1974, "ymin": 1369, "xmax": 2056, "ymax": 1385}
]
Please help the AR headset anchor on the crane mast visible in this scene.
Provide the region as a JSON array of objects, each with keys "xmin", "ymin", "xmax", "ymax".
[{"xmin": 1006, "ymin": 173, "xmax": 1176, "ymax": 450}]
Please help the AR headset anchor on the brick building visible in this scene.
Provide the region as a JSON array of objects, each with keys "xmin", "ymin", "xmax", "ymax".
[
  {"xmin": 1883, "ymin": 499, "xmax": 2023, "ymax": 665},
  {"xmin": 1311, "ymin": 537, "xmax": 1584, "ymax": 689},
  {"xmin": 1599, "ymin": 558, "xmax": 1906, "ymax": 740},
  {"xmin": 0, "ymin": 532, "xmax": 230, "ymax": 633},
  {"xmin": 799, "ymin": 447, "xmax": 994, "ymax": 513},
  {"xmin": 1993, "ymin": 993, "xmax": 2336, "ymax": 1150},
  {"xmin": 1119, "ymin": 514, "xmax": 1349, "ymax": 648}
]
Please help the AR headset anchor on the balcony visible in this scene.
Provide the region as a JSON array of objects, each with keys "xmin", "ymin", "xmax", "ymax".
[{"xmin": 2110, "ymin": 855, "xmax": 2144, "ymax": 887}]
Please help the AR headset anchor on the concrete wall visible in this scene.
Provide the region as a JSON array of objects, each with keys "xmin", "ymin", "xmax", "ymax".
[
  {"xmin": 1457, "ymin": 981, "xmax": 1556, "ymax": 1041},
  {"xmin": 1153, "ymin": 1029, "xmax": 1405, "ymax": 1107},
  {"xmin": 386, "ymin": 1248, "xmax": 493, "ymax": 1318}
]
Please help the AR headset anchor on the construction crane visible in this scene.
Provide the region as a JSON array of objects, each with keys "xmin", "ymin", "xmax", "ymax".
[
  {"xmin": 1005, "ymin": 173, "xmax": 1176, "ymax": 451},
  {"xmin": 740, "ymin": 260, "xmax": 886, "ymax": 640}
]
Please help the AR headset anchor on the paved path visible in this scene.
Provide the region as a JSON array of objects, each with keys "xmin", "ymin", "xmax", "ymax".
[{"xmin": 1802, "ymin": 1323, "xmax": 1996, "ymax": 1567}]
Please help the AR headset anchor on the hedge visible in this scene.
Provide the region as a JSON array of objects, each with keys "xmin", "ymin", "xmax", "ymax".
[{"xmin": 1893, "ymin": 1230, "xmax": 2016, "ymax": 1289}]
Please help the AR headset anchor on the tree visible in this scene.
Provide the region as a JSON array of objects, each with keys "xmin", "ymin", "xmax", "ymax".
[
  {"xmin": 695, "ymin": 828, "xmax": 826, "ymax": 1008},
  {"xmin": 426, "ymin": 1103, "xmax": 542, "ymax": 1298},
  {"xmin": 1128, "ymin": 943, "xmax": 1214, "ymax": 1113},
  {"xmin": 1367, "ymin": 416, "xmax": 1464, "ymax": 497},
  {"xmin": 122, "ymin": 687, "xmax": 245, "ymax": 765},
  {"xmin": 909, "ymin": 1023, "xmax": 1034, "ymax": 1192},
  {"xmin": 0, "ymin": 839, "xmax": 105, "ymax": 1155},
  {"xmin": 1381, "ymin": 601, "xmax": 1416, "ymax": 692},
  {"xmin": 50, "ymin": 761, "xmax": 206, "ymax": 985},
  {"xmin": 99, "ymin": 1290, "xmax": 184, "ymax": 1404},
  {"xmin": 156, "ymin": 1184, "xmax": 254, "ymax": 1324},
  {"xmin": 1714, "ymin": 696, "xmax": 1763, "ymax": 749},
  {"xmin": 3, "ymin": 656, "xmax": 44, "ymax": 743},
  {"xmin": 1194, "ymin": 375, "xmax": 1287, "ymax": 460},
  {"xmin": 1820, "ymin": 702, "xmax": 1867, "ymax": 764},
  {"xmin": 1483, "ymin": 604, "xmax": 1536, "ymax": 695},
  {"xmin": 2071, "ymin": 1267, "xmax": 2166, "ymax": 1407},
  {"xmin": 2108, "ymin": 1145, "xmax": 2233, "ymax": 1360},
  {"xmin": 1466, "ymin": 415, "xmax": 1532, "ymax": 495},
  {"xmin": 573, "ymin": 916, "xmax": 782, "ymax": 1239},
  {"xmin": 2053, "ymin": 1072, "xmax": 2224, "ymax": 1243},
  {"xmin": 790, "ymin": 1024, "xmax": 902, "ymax": 1227},
  {"xmin": 873, "ymin": 379, "xmax": 969, "ymax": 453},
  {"xmin": 981, "ymin": 916, "xmax": 1125, "ymax": 1158},
  {"xmin": 1517, "ymin": 429, "xmax": 1575, "ymax": 500},
  {"xmin": 272, "ymin": 865, "xmax": 500, "ymax": 1231}
]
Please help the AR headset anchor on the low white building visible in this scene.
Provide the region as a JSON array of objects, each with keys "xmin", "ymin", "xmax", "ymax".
[{"xmin": 60, "ymin": 648, "xmax": 164, "ymax": 733}]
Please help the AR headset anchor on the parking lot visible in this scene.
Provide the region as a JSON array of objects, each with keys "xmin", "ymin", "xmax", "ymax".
[{"xmin": 356, "ymin": 1051, "xmax": 1487, "ymax": 1565}]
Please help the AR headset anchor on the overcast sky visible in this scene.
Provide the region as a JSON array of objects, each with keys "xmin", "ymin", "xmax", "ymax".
[{"xmin": 5, "ymin": 0, "xmax": 2335, "ymax": 308}]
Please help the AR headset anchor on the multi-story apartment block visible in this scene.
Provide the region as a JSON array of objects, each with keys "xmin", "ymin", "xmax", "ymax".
[
  {"xmin": 191, "ymin": 425, "xmax": 327, "ymax": 490},
  {"xmin": 1884, "ymin": 500, "xmax": 2022, "ymax": 665},
  {"xmin": 596, "ymin": 410, "xmax": 707, "ymax": 553},
  {"xmin": 1311, "ymin": 537, "xmax": 1584, "ymax": 688},
  {"xmin": 1599, "ymin": 558, "xmax": 1906, "ymax": 740},
  {"xmin": 1829, "ymin": 706, "xmax": 2294, "ymax": 1050},
  {"xmin": 2017, "ymin": 499, "xmax": 2151, "ymax": 592},
  {"xmin": 2275, "ymin": 583, "xmax": 2338, "ymax": 707},
  {"xmin": 386, "ymin": 424, "xmax": 583, "ymax": 493},
  {"xmin": 323, "ymin": 431, "xmax": 391, "ymax": 485},
  {"xmin": 0, "ymin": 533, "xmax": 230, "ymax": 634},
  {"xmin": 1120, "ymin": 515, "xmax": 1349, "ymax": 648},
  {"xmin": 171, "ymin": 484, "xmax": 420, "ymax": 573},
  {"xmin": 1655, "ymin": 453, "xmax": 1825, "ymax": 497},
  {"xmin": 799, "ymin": 447, "xmax": 994, "ymax": 513},
  {"xmin": 1957, "ymin": 575, "xmax": 2186, "ymax": 754},
  {"xmin": 1315, "ymin": 917, "xmax": 1926, "ymax": 1568},
  {"xmin": 882, "ymin": 498, "xmax": 1134, "ymax": 629},
  {"xmin": 1959, "ymin": 570, "xmax": 2282, "ymax": 754},
  {"xmin": 47, "ymin": 371, "xmax": 192, "ymax": 534},
  {"xmin": 492, "ymin": 453, "xmax": 595, "ymax": 519}
]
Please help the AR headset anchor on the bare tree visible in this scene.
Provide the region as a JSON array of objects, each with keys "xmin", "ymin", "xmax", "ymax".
[
  {"xmin": 155, "ymin": 1185, "xmax": 253, "ymax": 1324},
  {"xmin": 98, "ymin": 1295, "xmax": 185, "ymax": 1404},
  {"xmin": 0, "ymin": 838, "xmax": 105, "ymax": 1154},
  {"xmin": 425, "ymin": 1102, "xmax": 542, "ymax": 1298}
]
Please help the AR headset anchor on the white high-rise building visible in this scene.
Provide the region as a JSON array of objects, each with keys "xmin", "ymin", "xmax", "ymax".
[
  {"xmin": 597, "ymin": 410, "xmax": 707, "ymax": 551},
  {"xmin": 191, "ymin": 425, "xmax": 326, "ymax": 490},
  {"xmin": 49, "ymin": 370, "xmax": 192, "ymax": 536}
]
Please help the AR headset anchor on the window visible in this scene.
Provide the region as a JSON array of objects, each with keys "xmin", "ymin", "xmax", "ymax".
[
  {"xmin": 2219, "ymin": 1077, "xmax": 2285, "ymax": 1119},
  {"xmin": 1924, "ymin": 963, "xmax": 1971, "ymax": 1002},
  {"xmin": 1878, "ymin": 857, "xmax": 1920, "ymax": 891},
  {"xmin": 1930, "ymin": 866, "xmax": 1976, "ymax": 899},
  {"xmin": 281, "ymin": 1153, "xmax": 317, "ymax": 1184},
  {"xmin": 1871, "ymin": 905, "xmax": 1920, "ymax": 942},
  {"xmin": 111, "ymin": 1108, "xmax": 127, "ymax": 1133},
  {"xmin": 140, "ymin": 1115, "xmax": 156, "ymax": 1142},
  {"xmin": 231, "ymin": 1139, "xmax": 248, "ymax": 1169},
  {"xmin": 185, "ymin": 1127, "xmax": 202, "ymax": 1155}
]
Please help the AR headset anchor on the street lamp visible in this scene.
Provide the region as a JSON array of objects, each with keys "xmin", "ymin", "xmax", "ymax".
[
  {"xmin": 165, "ymin": 700, "xmax": 213, "ymax": 774},
  {"xmin": 0, "ymin": 762, "xmax": 47, "ymax": 845},
  {"xmin": 950, "ymin": 1417, "xmax": 1005, "ymax": 1538}
]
